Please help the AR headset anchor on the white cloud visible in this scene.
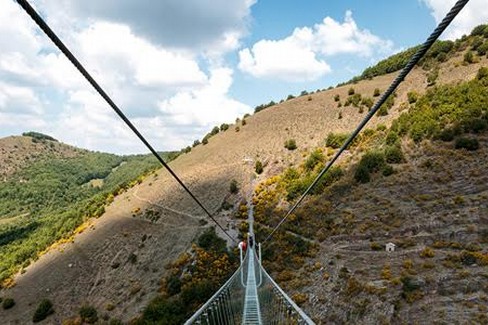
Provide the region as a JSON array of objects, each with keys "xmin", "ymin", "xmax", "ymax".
[
  {"xmin": 238, "ymin": 11, "xmax": 393, "ymax": 81},
  {"xmin": 422, "ymin": 0, "xmax": 488, "ymax": 39},
  {"xmin": 158, "ymin": 68, "xmax": 249, "ymax": 127},
  {"xmin": 0, "ymin": 0, "xmax": 251, "ymax": 154}
]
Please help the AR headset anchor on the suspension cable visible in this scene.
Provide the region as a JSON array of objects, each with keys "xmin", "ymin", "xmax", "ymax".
[
  {"xmin": 15, "ymin": 0, "xmax": 236, "ymax": 243},
  {"xmin": 262, "ymin": 0, "xmax": 470, "ymax": 244}
]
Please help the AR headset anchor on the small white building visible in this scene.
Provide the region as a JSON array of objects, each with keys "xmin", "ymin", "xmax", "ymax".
[{"xmin": 386, "ymin": 242, "xmax": 396, "ymax": 252}]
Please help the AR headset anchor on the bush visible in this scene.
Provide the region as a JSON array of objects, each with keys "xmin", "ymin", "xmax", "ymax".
[
  {"xmin": 385, "ymin": 132, "xmax": 399, "ymax": 145},
  {"xmin": 220, "ymin": 123, "xmax": 229, "ymax": 131},
  {"xmin": 33, "ymin": 299, "xmax": 54, "ymax": 322},
  {"xmin": 455, "ymin": 137, "xmax": 479, "ymax": 151},
  {"xmin": 80, "ymin": 305, "xmax": 98, "ymax": 324},
  {"xmin": 284, "ymin": 139, "xmax": 297, "ymax": 150},
  {"xmin": 382, "ymin": 165, "xmax": 395, "ymax": 176},
  {"xmin": 2, "ymin": 297, "xmax": 15, "ymax": 309},
  {"xmin": 304, "ymin": 150, "xmax": 324, "ymax": 171},
  {"xmin": 229, "ymin": 179, "xmax": 238, "ymax": 194},
  {"xmin": 242, "ymin": 119, "xmax": 247, "ymax": 126},
  {"xmin": 192, "ymin": 140, "xmax": 200, "ymax": 147},
  {"xmin": 334, "ymin": 94, "xmax": 340, "ymax": 102},
  {"xmin": 373, "ymin": 88, "xmax": 381, "ymax": 97},
  {"xmin": 354, "ymin": 165, "xmax": 370, "ymax": 183},
  {"xmin": 438, "ymin": 128, "xmax": 455, "ymax": 142},
  {"xmin": 197, "ymin": 227, "xmax": 227, "ymax": 253},
  {"xmin": 385, "ymin": 146, "xmax": 405, "ymax": 164},
  {"xmin": 326, "ymin": 132, "xmax": 349, "ymax": 149},
  {"xmin": 348, "ymin": 87, "xmax": 355, "ymax": 95},
  {"xmin": 354, "ymin": 151, "xmax": 386, "ymax": 183},
  {"xmin": 286, "ymin": 94, "xmax": 295, "ymax": 100},
  {"xmin": 202, "ymin": 136, "xmax": 209, "ymax": 145},
  {"xmin": 142, "ymin": 296, "xmax": 186, "ymax": 324},
  {"xmin": 235, "ymin": 126, "xmax": 240, "ymax": 132},
  {"xmin": 255, "ymin": 160, "xmax": 263, "ymax": 174},
  {"xmin": 471, "ymin": 24, "xmax": 488, "ymax": 36},
  {"xmin": 407, "ymin": 91, "xmax": 418, "ymax": 104},
  {"xmin": 464, "ymin": 51, "xmax": 475, "ymax": 64}
]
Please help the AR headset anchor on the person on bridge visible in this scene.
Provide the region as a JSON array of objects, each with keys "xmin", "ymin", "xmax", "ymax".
[
  {"xmin": 248, "ymin": 233, "xmax": 254, "ymax": 249},
  {"xmin": 238, "ymin": 240, "xmax": 247, "ymax": 252}
]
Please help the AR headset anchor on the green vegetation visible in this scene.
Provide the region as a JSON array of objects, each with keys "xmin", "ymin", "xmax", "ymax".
[
  {"xmin": 284, "ymin": 139, "xmax": 297, "ymax": 150},
  {"xmin": 0, "ymin": 150, "xmax": 178, "ymax": 285},
  {"xmin": 255, "ymin": 160, "xmax": 264, "ymax": 174},
  {"xmin": 79, "ymin": 305, "xmax": 98, "ymax": 323},
  {"xmin": 135, "ymin": 227, "xmax": 237, "ymax": 324},
  {"xmin": 22, "ymin": 131, "xmax": 58, "ymax": 142},
  {"xmin": 391, "ymin": 66, "xmax": 488, "ymax": 144},
  {"xmin": 229, "ymin": 179, "xmax": 239, "ymax": 194},
  {"xmin": 32, "ymin": 299, "xmax": 54, "ymax": 322},
  {"xmin": 254, "ymin": 101, "xmax": 276, "ymax": 114},
  {"xmin": 326, "ymin": 132, "xmax": 350, "ymax": 149},
  {"xmin": 373, "ymin": 88, "xmax": 381, "ymax": 97},
  {"xmin": 2, "ymin": 297, "xmax": 15, "ymax": 309},
  {"xmin": 348, "ymin": 87, "xmax": 355, "ymax": 95},
  {"xmin": 220, "ymin": 123, "xmax": 229, "ymax": 131},
  {"xmin": 455, "ymin": 137, "xmax": 479, "ymax": 151}
]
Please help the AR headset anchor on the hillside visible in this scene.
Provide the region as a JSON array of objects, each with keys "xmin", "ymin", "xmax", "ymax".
[{"xmin": 1, "ymin": 27, "xmax": 488, "ymax": 323}]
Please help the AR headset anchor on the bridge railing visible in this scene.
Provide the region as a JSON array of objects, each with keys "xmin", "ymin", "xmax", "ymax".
[
  {"xmin": 184, "ymin": 252, "xmax": 249, "ymax": 325},
  {"xmin": 256, "ymin": 252, "xmax": 315, "ymax": 324}
]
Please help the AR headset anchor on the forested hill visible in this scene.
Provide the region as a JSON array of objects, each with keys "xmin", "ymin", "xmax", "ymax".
[{"xmin": 0, "ymin": 133, "xmax": 177, "ymax": 284}]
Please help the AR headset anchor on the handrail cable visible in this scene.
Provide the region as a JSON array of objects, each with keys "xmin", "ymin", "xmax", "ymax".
[
  {"xmin": 15, "ymin": 0, "xmax": 236, "ymax": 243},
  {"xmin": 262, "ymin": 0, "xmax": 470, "ymax": 244}
]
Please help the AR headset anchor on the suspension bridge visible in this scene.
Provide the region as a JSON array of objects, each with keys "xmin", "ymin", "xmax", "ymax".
[
  {"xmin": 12, "ymin": 0, "xmax": 470, "ymax": 323},
  {"xmin": 184, "ymin": 203, "xmax": 315, "ymax": 325}
]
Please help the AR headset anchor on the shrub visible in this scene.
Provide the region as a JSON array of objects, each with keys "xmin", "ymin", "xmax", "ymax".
[
  {"xmin": 407, "ymin": 91, "xmax": 418, "ymax": 104},
  {"xmin": 210, "ymin": 126, "xmax": 219, "ymax": 136},
  {"xmin": 354, "ymin": 151, "xmax": 386, "ymax": 183},
  {"xmin": 220, "ymin": 123, "xmax": 229, "ymax": 131},
  {"xmin": 2, "ymin": 297, "xmax": 15, "ymax": 309},
  {"xmin": 427, "ymin": 68, "xmax": 439, "ymax": 86},
  {"xmin": 197, "ymin": 227, "xmax": 227, "ymax": 253},
  {"xmin": 229, "ymin": 179, "xmax": 238, "ymax": 194},
  {"xmin": 286, "ymin": 94, "xmax": 295, "ymax": 100},
  {"xmin": 361, "ymin": 97, "xmax": 374, "ymax": 109},
  {"xmin": 80, "ymin": 305, "xmax": 98, "ymax": 324},
  {"xmin": 235, "ymin": 126, "xmax": 240, "ymax": 132},
  {"xmin": 455, "ymin": 137, "xmax": 479, "ymax": 151},
  {"xmin": 420, "ymin": 247, "xmax": 435, "ymax": 258},
  {"xmin": 438, "ymin": 128, "xmax": 455, "ymax": 142},
  {"xmin": 311, "ymin": 166, "xmax": 344, "ymax": 194},
  {"xmin": 326, "ymin": 132, "xmax": 349, "ymax": 149},
  {"xmin": 382, "ymin": 165, "xmax": 395, "ymax": 176},
  {"xmin": 192, "ymin": 140, "xmax": 200, "ymax": 147},
  {"xmin": 338, "ymin": 111, "xmax": 343, "ymax": 119},
  {"xmin": 464, "ymin": 51, "xmax": 475, "ymax": 64},
  {"xmin": 471, "ymin": 24, "xmax": 488, "ymax": 36},
  {"xmin": 166, "ymin": 275, "xmax": 182, "ymax": 295},
  {"xmin": 255, "ymin": 160, "xmax": 263, "ymax": 174},
  {"xmin": 348, "ymin": 87, "xmax": 355, "ymax": 95},
  {"xmin": 142, "ymin": 296, "xmax": 186, "ymax": 324},
  {"xmin": 284, "ymin": 139, "xmax": 297, "ymax": 150},
  {"xmin": 334, "ymin": 94, "xmax": 340, "ymax": 102},
  {"xmin": 354, "ymin": 164, "xmax": 370, "ymax": 183},
  {"xmin": 465, "ymin": 118, "xmax": 488, "ymax": 133},
  {"xmin": 373, "ymin": 88, "xmax": 381, "ymax": 97},
  {"xmin": 304, "ymin": 149, "xmax": 324, "ymax": 171},
  {"xmin": 33, "ymin": 299, "xmax": 54, "ymax": 322},
  {"xmin": 242, "ymin": 119, "xmax": 247, "ymax": 126},
  {"xmin": 202, "ymin": 137, "xmax": 209, "ymax": 145},
  {"xmin": 385, "ymin": 132, "xmax": 399, "ymax": 145},
  {"xmin": 385, "ymin": 146, "xmax": 405, "ymax": 164},
  {"xmin": 477, "ymin": 41, "xmax": 488, "ymax": 56}
]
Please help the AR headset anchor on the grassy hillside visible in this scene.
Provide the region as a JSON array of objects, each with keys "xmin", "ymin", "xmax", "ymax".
[
  {"xmin": 250, "ymin": 67, "xmax": 488, "ymax": 324},
  {"xmin": 0, "ymin": 134, "xmax": 178, "ymax": 284}
]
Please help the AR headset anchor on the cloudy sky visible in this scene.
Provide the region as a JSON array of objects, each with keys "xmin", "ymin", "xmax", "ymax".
[{"xmin": 1, "ymin": 0, "xmax": 487, "ymax": 154}]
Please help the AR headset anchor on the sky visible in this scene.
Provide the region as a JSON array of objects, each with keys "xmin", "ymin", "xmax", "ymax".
[{"xmin": 0, "ymin": 0, "xmax": 487, "ymax": 154}]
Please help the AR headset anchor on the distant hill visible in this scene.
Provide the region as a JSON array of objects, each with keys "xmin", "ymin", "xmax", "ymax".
[
  {"xmin": 1, "ymin": 25, "xmax": 488, "ymax": 324},
  {"xmin": 0, "ymin": 135, "xmax": 178, "ymax": 285}
]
